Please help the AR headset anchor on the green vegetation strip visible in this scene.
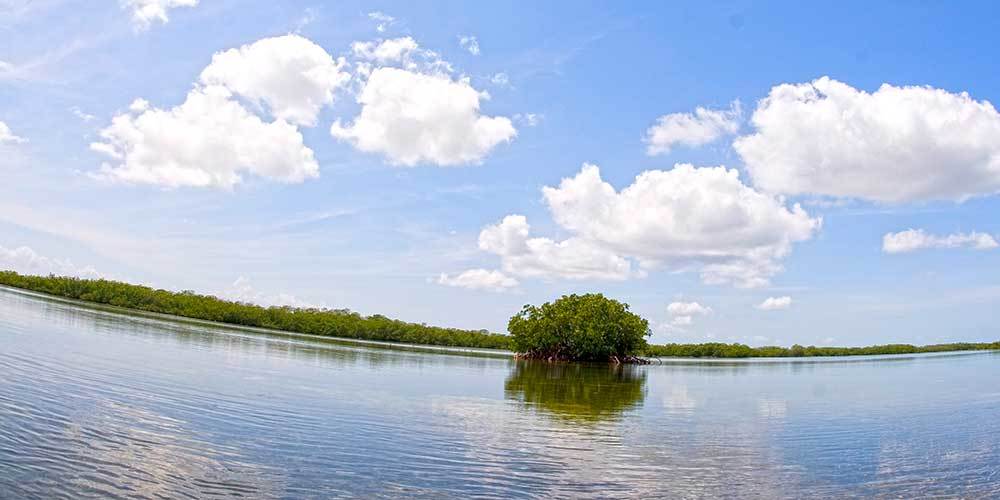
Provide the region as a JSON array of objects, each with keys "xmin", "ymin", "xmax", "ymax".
[
  {"xmin": 1, "ymin": 271, "xmax": 998, "ymax": 359},
  {"xmin": 0, "ymin": 272, "xmax": 510, "ymax": 350}
]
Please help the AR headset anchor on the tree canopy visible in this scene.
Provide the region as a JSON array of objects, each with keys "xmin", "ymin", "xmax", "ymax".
[
  {"xmin": 508, "ymin": 293, "xmax": 650, "ymax": 362},
  {"xmin": 1, "ymin": 272, "xmax": 997, "ymax": 360}
]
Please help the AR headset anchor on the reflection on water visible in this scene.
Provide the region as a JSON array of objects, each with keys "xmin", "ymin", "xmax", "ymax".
[
  {"xmin": 505, "ymin": 361, "xmax": 646, "ymax": 422},
  {"xmin": 1, "ymin": 287, "xmax": 999, "ymax": 498}
]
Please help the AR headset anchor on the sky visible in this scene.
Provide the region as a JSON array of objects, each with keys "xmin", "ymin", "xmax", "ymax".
[{"xmin": 2, "ymin": 0, "xmax": 1000, "ymax": 347}]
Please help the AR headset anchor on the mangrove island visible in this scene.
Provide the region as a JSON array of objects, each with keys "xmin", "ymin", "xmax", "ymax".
[{"xmin": 1, "ymin": 271, "xmax": 998, "ymax": 360}]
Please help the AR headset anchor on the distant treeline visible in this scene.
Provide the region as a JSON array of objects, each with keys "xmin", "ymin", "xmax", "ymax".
[
  {"xmin": 0, "ymin": 272, "xmax": 512, "ymax": 350},
  {"xmin": 1, "ymin": 271, "xmax": 998, "ymax": 359},
  {"xmin": 642, "ymin": 341, "xmax": 1000, "ymax": 358}
]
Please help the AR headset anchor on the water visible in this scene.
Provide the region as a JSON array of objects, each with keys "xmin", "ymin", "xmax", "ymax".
[{"xmin": 1, "ymin": 288, "xmax": 998, "ymax": 499}]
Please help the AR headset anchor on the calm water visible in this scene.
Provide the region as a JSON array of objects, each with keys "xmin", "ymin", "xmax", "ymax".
[{"xmin": 1, "ymin": 288, "xmax": 999, "ymax": 498}]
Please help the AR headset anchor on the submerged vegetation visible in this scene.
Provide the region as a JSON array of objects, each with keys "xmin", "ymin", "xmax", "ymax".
[{"xmin": 1, "ymin": 271, "xmax": 998, "ymax": 360}]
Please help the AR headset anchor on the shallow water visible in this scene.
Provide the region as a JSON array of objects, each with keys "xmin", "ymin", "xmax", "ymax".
[{"xmin": 1, "ymin": 288, "xmax": 998, "ymax": 499}]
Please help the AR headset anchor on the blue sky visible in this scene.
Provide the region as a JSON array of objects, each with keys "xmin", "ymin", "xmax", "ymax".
[{"xmin": 2, "ymin": 0, "xmax": 1000, "ymax": 346}]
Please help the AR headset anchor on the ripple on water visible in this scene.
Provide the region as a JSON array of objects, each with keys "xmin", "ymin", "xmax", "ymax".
[{"xmin": 1, "ymin": 288, "xmax": 999, "ymax": 498}]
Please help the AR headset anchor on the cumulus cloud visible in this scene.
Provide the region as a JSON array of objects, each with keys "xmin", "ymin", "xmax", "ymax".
[
  {"xmin": 331, "ymin": 67, "xmax": 516, "ymax": 166},
  {"xmin": 91, "ymin": 87, "xmax": 318, "ymax": 189},
  {"xmin": 91, "ymin": 35, "xmax": 341, "ymax": 189},
  {"xmin": 534, "ymin": 163, "xmax": 819, "ymax": 287},
  {"xmin": 437, "ymin": 268, "xmax": 518, "ymax": 292},
  {"xmin": 129, "ymin": 98, "xmax": 150, "ymax": 113},
  {"xmin": 734, "ymin": 77, "xmax": 1000, "ymax": 203},
  {"xmin": 645, "ymin": 103, "xmax": 741, "ymax": 155},
  {"xmin": 667, "ymin": 301, "xmax": 712, "ymax": 326},
  {"xmin": 121, "ymin": 0, "xmax": 198, "ymax": 30},
  {"xmin": 351, "ymin": 37, "xmax": 421, "ymax": 65},
  {"xmin": 367, "ymin": 11, "xmax": 395, "ymax": 32},
  {"xmin": 0, "ymin": 121, "xmax": 26, "ymax": 144},
  {"xmin": 667, "ymin": 301, "xmax": 712, "ymax": 316},
  {"xmin": 478, "ymin": 215, "xmax": 635, "ymax": 280},
  {"xmin": 459, "ymin": 35, "xmax": 480, "ymax": 55},
  {"xmin": 473, "ymin": 164, "xmax": 818, "ymax": 286},
  {"xmin": 0, "ymin": 244, "xmax": 99, "ymax": 278},
  {"xmin": 199, "ymin": 35, "xmax": 350, "ymax": 126},
  {"xmin": 757, "ymin": 296, "xmax": 792, "ymax": 310},
  {"xmin": 0, "ymin": 122, "xmax": 25, "ymax": 144},
  {"xmin": 882, "ymin": 229, "xmax": 999, "ymax": 254}
]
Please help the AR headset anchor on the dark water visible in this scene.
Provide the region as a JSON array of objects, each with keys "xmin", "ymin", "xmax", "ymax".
[{"xmin": 1, "ymin": 288, "xmax": 999, "ymax": 499}]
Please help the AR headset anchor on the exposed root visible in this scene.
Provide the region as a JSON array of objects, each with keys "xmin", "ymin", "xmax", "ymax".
[{"xmin": 514, "ymin": 352, "xmax": 651, "ymax": 364}]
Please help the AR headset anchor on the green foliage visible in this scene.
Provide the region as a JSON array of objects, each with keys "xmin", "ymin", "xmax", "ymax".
[
  {"xmin": 641, "ymin": 342, "xmax": 758, "ymax": 358},
  {"xmin": 508, "ymin": 293, "xmax": 650, "ymax": 361},
  {"xmin": 504, "ymin": 361, "xmax": 646, "ymax": 422},
  {"xmin": 0, "ymin": 271, "xmax": 512, "ymax": 350},
  {"xmin": 1, "ymin": 271, "xmax": 997, "ymax": 359},
  {"xmin": 642, "ymin": 341, "xmax": 1000, "ymax": 358}
]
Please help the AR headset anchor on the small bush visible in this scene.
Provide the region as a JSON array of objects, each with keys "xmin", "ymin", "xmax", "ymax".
[{"xmin": 508, "ymin": 293, "xmax": 650, "ymax": 362}]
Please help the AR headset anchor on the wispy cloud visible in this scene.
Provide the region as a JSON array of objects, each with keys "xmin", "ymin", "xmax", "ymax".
[
  {"xmin": 883, "ymin": 229, "xmax": 998, "ymax": 254},
  {"xmin": 367, "ymin": 11, "xmax": 395, "ymax": 32},
  {"xmin": 459, "ymin": 35, "xmax": 480, "ymax": 55}
]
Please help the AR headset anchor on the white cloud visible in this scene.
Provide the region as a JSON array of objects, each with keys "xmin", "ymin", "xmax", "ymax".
[
  {"xmin": 671, "ymin": 315, "xmax": 693, "ymax": 326},
  {"xmin": 351, "ymin": 37, "xmax": 421, "ymax": 65},
  {"xmin": 514, "ymin": 113, "xmax": 542, "ymax": 127},
  {"xmin": 220, "ymin": 276, "xmax": 318, "ymax": 308},
  {"xmin": 70, "ymin": 107, "xmax": 96, "ymax": 122},
  {"xmin": 645, "ymin": 103, "xmax": 741, "ymax": 155},
  {"xmin": 331, "ymin": 67, "xmax": 516, "ymax": 166},
  {"xmin": 91, "ymin": 35, "xmax": 343, "ymax": 189},
  {"xmin": 734, "ymin": 77, "xmax": 1000, "ymax": 203},
  {"xmin": 0, "ymin": 121, "xmax": 26, "ymax": 144},
  {"xmin": 882, "ymin": 229, "xmax": 999, "ymax": 254},
  {"xmin": 525, "ymin": 163, "xmax": 820, "ymax": 287},
  {"xmin": 91, "ymin": 86, "xmax": 318, "ymax": 189},
  {"xmin": 200, "ymin": 35, "xmax": 350, "ymax": 127},
  {"xmin": 0, "ymin": 244, "xmax": 99, "ymax": 278},
  {"xmin": 437, "ymin": 268, "xmax": 518, "ymax": 292},
  {"xmin": 367, "ymin": 11, "xmax": 395, "ymax": 32},
  {"xmin": 490, "ymin": 72, "xmax": 510, "ymax": 87},
  {"xmin": 478, "ymin": 215, "xmax": 635, "ymax": 280},
  {"xmin": 121, "ymin": 0, "xmax": 198, "ymax": 30},
  {"xmin": 667, "ymin": 301, "xmax": 712, "ymax": 316},
  {"xmin": 338, "ymin": 36, "xmax": 512, "ymax": 166},
  {"xmin": 474, "ymin": 164, "xmax": 818, "ymax": 287},
  {"xmin": 129, "ymin": 98, "xmax": 150, "ymax": 113},
  {"xmin": 757, "ymin": 296, "xmax": 792, "ymax": 310},
  {"xmin": 459, "ymin": 35, "xmax": 480, "ymax": 55},
  {"xmin": 667, "ymin": 301, "xmax": 712, "ymax": 326}
]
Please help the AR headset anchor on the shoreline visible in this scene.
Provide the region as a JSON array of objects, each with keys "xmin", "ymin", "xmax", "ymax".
[
  {"xmin": 1, "ymin": 273, "xmax": 997, "ymax": 361},
  {"xmin": 7, "ymin": 284, "xmax": 994, "ymax": 365},
  {"xmin": 0, "ymin": 285, "xmax": 514, "ymax": 359}
]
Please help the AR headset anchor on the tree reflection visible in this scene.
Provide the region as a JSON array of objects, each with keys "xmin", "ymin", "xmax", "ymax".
[{"xmin": 504, "ymin": 361, "xmax": 647, "ymax": 422}]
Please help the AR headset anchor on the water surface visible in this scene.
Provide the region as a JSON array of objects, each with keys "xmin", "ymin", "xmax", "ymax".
[{"xmin": 1, "ymin": 288, "xmax": 998, "ymax": 498}]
